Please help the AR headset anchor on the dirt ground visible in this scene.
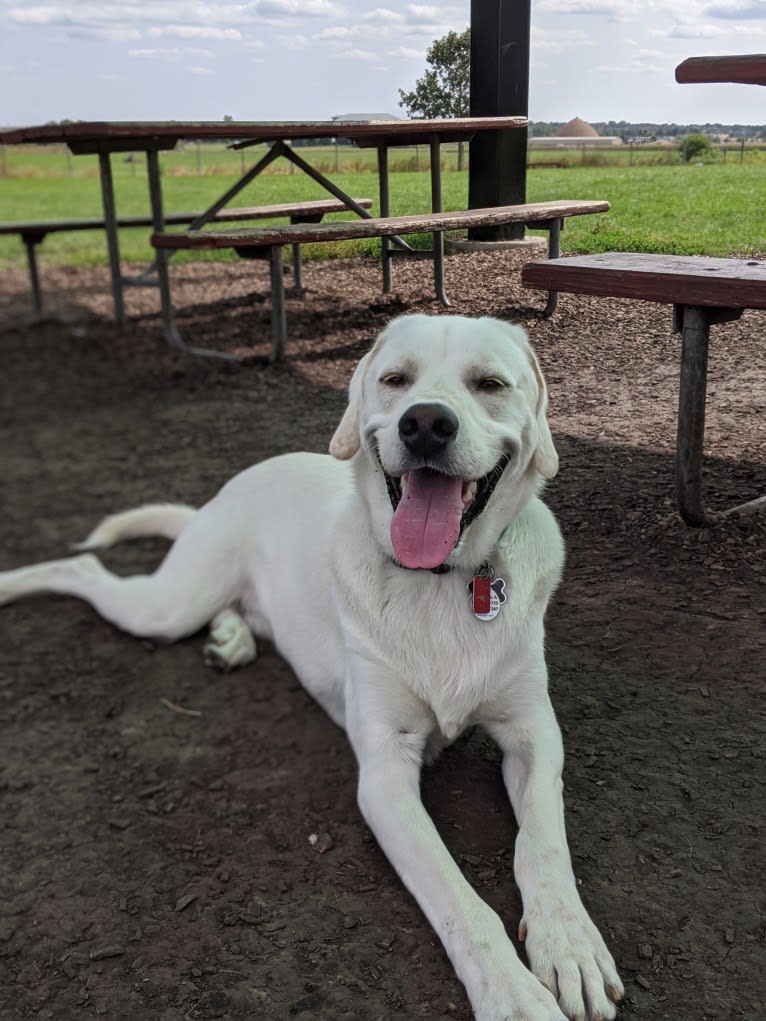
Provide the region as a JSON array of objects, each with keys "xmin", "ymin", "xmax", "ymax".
[{"xmin": 0, "ymin": 250, "xmax": 764, "ymax": 1021}]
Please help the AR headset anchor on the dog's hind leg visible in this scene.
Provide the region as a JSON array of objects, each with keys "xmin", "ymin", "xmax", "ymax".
[
  {"xmin": 0, "ymin": 552, "xmax": 226, "ymax": 643},
  {"xmin": 0, "ymin": 509, "xmax": 249, "ymax": 650}
]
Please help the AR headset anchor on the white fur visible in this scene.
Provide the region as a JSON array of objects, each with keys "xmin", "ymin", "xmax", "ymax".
[
  {"xmin": 0, "ymin": 314, "xmax": 622, "ymax": 1021},
  {"xmin": 73, "ymin": 503, "xmax": 195, "ymax": 550}
]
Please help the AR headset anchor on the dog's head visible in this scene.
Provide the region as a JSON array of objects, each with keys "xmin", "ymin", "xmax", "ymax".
[{"xmin": 330, "ymin": 314, "xmax": 558, "ymax": 571}]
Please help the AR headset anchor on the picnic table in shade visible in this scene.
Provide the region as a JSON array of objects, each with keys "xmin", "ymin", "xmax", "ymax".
[
  {"xmin": 0, "ymin": 117, "xmax": 526, "ymax": 357},
  {"xmin": 522, "ymin": 55, "xmax": 766, "ymax": 526}
]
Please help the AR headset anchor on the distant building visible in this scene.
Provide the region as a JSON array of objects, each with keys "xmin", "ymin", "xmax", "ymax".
[
  {"xmin": 555, "ymin": 116, "xmax": 599, "ymax": 138},
  {"xmin": 530, "ymin": 116, "xmax": 621, "ymax": 148},
  {"xmin": 332, "ymin": 113, "xmax": 401, "ymax": 123}
]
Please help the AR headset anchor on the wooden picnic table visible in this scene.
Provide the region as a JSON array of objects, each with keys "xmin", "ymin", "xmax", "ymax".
[
  {"xmin": 0, "ymin": 118, "xmax": 526, "ymax": 357},
  {"xmin": 523, "ymin": 55, "xmax": 766, "ymax": 526},
  {"xmin": 675, "ymin": 53, "xmax": 766, "ymax": 87}
]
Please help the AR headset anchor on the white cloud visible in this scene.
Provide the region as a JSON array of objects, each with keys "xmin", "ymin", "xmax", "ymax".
[
  {"xmin": 7, "ymin": 5, "xmax": 72, "ymax": 24},
  {"xmin": 315, "ymin": 25, "xmax": 358, "ymax": 39},
  {"xmin": 406, "ymin": 4, "xmax": 441, "ymax": 21},
  {"xmin": 536, "ymin": 0, "xmax": 641, "ymax": 14},
  {"xmin": 7, "ymin": 4, "xmax": 194, "ymax": 26},
  {"xmin": 594, "ymin": 57, "xmax": 668, "ymax": 73},
  {"xmin": 129, "ymin": 46, "xmax": 215, "ymax": 58},
  {"xmin": 655, "ymin": 22, "xmax": 726, "ymax": 38},
  {"xmin": 277, "ymin": 32, "xmax": 310, "ymax": 49},
  {"xmin": 389, "ymin": 45, "xmax": 424, "ymax": 58},
  {"xmin": 129, "ymin": 47, "xmax": 180, "ymax": 57},
  {"xmin": 149, "ymin": 25, "xmax": 242, "ymax": 39},
  {"xmin": 362, "ymin": 7, "xmax": 405, "ymax": 22},
  {"xmin": 73, "ymin": 25, "xmax": 141, "ymax": 41},
  {"xmin": 531, "ymin": 27, "xmax": 598, "ymax": 50},
  {"xmin": 331, "ymin": 47, "xmax": 377, "ymax": 60},
  {"xmin": 257, "ymin": 0, "xmax": 344, "ymax": 17},
  {"xmin": 5, "ymin": 0, "xmax": 766, "ymax": 125},
  {"xmin": 705, "ymin": 0, "xmax": 766, "ymax": 17}
]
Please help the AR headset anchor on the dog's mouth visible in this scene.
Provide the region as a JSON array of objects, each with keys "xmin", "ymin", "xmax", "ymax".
[{"xmin": 381, "ymin": 454, "xmax": 511, "ymax": 570}]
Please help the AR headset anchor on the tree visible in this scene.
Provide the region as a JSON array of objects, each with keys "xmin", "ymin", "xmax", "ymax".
[
  {"xmin": 680, "ymin": 132, "xmax": 713, "ymax": 163},
  {"xmin": 398, "ymin": 28, "xmax": 470, "ymax": 169}
]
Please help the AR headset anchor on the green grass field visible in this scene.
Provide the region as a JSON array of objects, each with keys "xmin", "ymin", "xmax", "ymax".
[{"xmin": 1, "ymin": 143, "xmax": 763, "ymax": 266}]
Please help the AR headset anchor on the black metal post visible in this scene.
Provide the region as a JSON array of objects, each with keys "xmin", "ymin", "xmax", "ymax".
[{"xmin": 468, "ymin": 0, "xmax": 530, "ymax": 240}]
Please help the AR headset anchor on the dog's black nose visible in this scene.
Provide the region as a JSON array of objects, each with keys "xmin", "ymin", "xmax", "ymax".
[{"xmin": 398, "ymin": 403, "xmax": 459, "ymax": 458}]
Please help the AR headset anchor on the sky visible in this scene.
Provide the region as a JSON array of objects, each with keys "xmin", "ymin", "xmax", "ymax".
[{"xmin": 1, "ymin": 0, "xmax": 766, "ymax": 127}]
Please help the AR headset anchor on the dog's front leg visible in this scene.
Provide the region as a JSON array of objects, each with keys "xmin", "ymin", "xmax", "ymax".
[
  {"xmin": 345, "ymin": 672, "xmax": 568, "ymax": 1021},
  {"xmin": 486, "ymin": 697, "xmax": 624, "ymax": 1021}
]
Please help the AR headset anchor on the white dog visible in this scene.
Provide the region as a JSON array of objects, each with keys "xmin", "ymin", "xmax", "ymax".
[{"xmin": 0, "ymin": 314, "xmax": 623, "ymax": 1021}]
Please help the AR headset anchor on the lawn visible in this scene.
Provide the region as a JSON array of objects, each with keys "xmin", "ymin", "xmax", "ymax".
[{"xmin": 0, "ymin": 148, "xmax": 763, "ymax": 265}]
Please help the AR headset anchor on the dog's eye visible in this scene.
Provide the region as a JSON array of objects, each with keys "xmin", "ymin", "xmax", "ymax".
[
  {"xmin": 476, "ymin": 376, "xmax": 507, "ymax": 393},
  {"xmin": 380, "ymin": 373, "xmax": 409, "ymax": 388}
]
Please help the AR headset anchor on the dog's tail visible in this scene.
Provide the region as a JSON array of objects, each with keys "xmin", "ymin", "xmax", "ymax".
[{"xmin": 73, "ymin": 503, "xmax": 196, "ymax": 551}]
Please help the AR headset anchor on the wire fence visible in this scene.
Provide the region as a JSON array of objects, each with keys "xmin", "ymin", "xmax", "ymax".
[{"xmin": 2, "ymin": 140, "xmax": 765, "ymax": 179}]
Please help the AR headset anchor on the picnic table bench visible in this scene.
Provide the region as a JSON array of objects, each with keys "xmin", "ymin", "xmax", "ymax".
[
  {"xmin": 152, "ymin": 198, "xmax": 610, "ymax": 361},
  {"xmin": 1, "ymin": 198, "xmax": 372, "ymax": 317},
  {"xmin": 521, "ymin": 252, "xmax": 766, "ymax": 526}
]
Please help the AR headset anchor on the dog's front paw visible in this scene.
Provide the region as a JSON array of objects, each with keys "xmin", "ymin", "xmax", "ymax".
[
  {"xmin": 473, "ymin": 953, "xmax": 569, "ymax": 1021},
  {"xmin": 204, "ymin": 610, "xmax": 256, "ymax": 671},
  {"xmin": 520, "ymin": 896, "xmax": 623, "ymax": 1021}
]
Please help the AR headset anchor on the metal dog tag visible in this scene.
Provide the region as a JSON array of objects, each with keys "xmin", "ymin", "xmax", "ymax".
[{"xmin": 468, "ymin": 568, "xmax": 507, "ymax": 621}]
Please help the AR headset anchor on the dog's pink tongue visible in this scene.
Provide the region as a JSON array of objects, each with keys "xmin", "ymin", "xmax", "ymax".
[{"xmin": 390, "ymin": 470, "xmax": 464, "ymax": 569}]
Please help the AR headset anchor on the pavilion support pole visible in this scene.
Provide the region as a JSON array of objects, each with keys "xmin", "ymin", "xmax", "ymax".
[{"xmin": 468, "ymin": 0, "xmax": 530, "ymax": 241}]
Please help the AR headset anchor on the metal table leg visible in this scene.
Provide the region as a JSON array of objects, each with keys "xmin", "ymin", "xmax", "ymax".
[
  {"xmin": 22, "ymin": 235, "xmax": 44, "ymax": 317},
  {"xmin": 97, "ymin": 152, "xmax": 125, "ymax": 328},
  {"xmin": 134, "ymin": 143, "xmax": 285, "ymax": 283},
  {"xmin": 674, "ymin": 304, "xmax": 743, "ymax": 525},
  {"xmin": 269, "ymin": 246, "xmax": 287, "ymax": 362},
  {"xmin": 378, "ymin": 144, "xmax": 392, "ymax": 293},
  {"xmin": 146, "ymin": 148, "xmax": 238, "ymax": 361},
  {"xmin": 675, "ymin": 305, "xmax": 711, "ymax": 526},
  {"xmin": 542, "ymin": 219, "xmax": 561, "ymax": 317},
  {"xmin": 430, "ymin": 134, "xmax": 449, "ymax": 307}
]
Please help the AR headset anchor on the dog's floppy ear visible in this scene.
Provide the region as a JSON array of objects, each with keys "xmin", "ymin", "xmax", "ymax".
[
  {"xmin": 329, "ymin": 351, "xmax": 371, "ymax": 460},
  {"xmin": 527, "ymin": 348, "xmax": 559, "ymax": 479}
]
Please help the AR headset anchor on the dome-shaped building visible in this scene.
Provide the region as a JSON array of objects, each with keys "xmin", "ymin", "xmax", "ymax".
[
  {"xmin": 555, "ymin": 116, "xmax": 600, "ymax": 138},
  {"xmin": 530, "ymin": 116, "xmax": 620, "ymax": 150}
]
